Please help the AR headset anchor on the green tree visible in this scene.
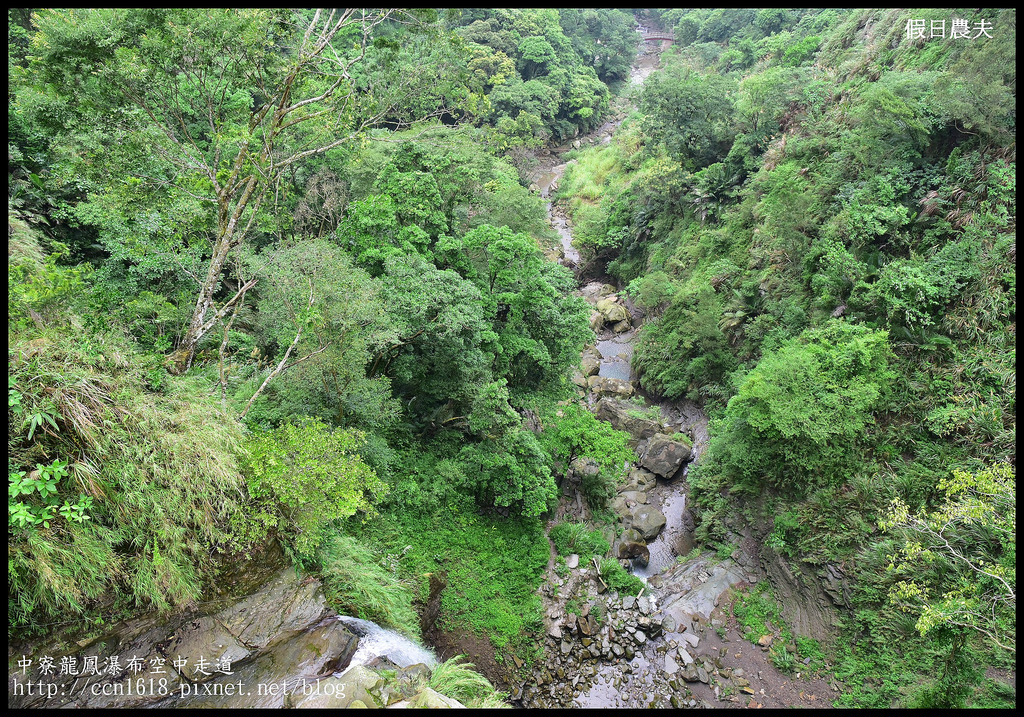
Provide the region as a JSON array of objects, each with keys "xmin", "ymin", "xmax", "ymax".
[
  {"xmin": 882, "ymin": 463, "xmax": 1015, "ymax": 655},
  {"xmin": 639, "ymin": 66, "xmax": 735, "ymax": 170},
  {"xmin": 21, "ymin": 9, "xmax": 432, "ymax": 373},
  {"xmin": 710, "ymin": 321, "xmax": 894, "ymax": 496},
  {"xmin": 442, "ymin": 224, "xmax": 590, "ymax": 396},
  {"xmin": 736, "ymin": 66, "xmax": 797, "ymax": 134},
  {"xmin": 374, "ymin": 254, "xmax": 490, "ymax": 424},
  {"xmin": 457, "ymin": 380, "xmax": 557, "ymax": 516},
  {"xmin": 237, "ymin": 238, "xmax": 382, "ymax": 422},
  {"xmin": 243, "ymin": 417, "xmax": 388, "ymax": 556}
]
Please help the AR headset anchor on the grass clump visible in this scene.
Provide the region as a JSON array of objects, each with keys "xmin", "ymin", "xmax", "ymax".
[
  {"xmin": 549, "ymin": 521, "xmax": 609, "ymax": 560},
  {"xmin": 314, "ymin": 531, "xmax": 419, "ymax": 639},
  {"xmin": 428, "ymin": 655, "xmax": 510, "ymax": 708},
  {"xmin": 599, "ymin": 557, "xmax": 645, "ymax": 596},
  {"xmin": 8, "ymin": 325, "xmax": 256, "ymax": 634}
]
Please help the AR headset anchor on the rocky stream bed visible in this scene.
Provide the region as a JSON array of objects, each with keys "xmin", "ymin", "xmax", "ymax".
[{"xmin": 504, "ymin": 26, "xmax": 846, "ymax": 710}]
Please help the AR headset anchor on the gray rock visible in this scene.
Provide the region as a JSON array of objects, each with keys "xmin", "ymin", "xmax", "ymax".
[
  {"xmin": 580, "ymin": 349, "xmax": 601, "ymax": 377},
  {"xmin": 619, "ymin": 490, "xmax": 649, "ymax": 505},
  {"xmin": 617, "ymin": 541, "xmax": 650, "ymax": 567},
  {"xmin": 565, "ymin": 554, "xmax": 579, "ymax": 569},
  {"xmin": 681, "ymin": 663, "xmax": 700, "ymax": 682},
  {"xmin": 664, "ymin": 655, "xmax": 679, "ymax": 675},
  {"xmin": 628, "ymin": 468, "xmax": 658, "ymax": 491},
  {"xmin": 608, "ymin": 495, "xmax": 629, "ymax": 518},
  {"xmin": 619, "ymin": 528, "xmax": 645, "ymax": 544},
  {"xmin": 163, "ymin": 616, "xmax": 252, "ymax": 682},
  {"xmin": 216, "ymin": 567, "xmax": 328, "ymax": 649},
  {"xmin": 596, "ymin": 297, "xmax": 630, "ymax": 324},
  {"xmin": 568, "ymin": 456, "xmax": 601, "ymax": 483},
  {"xmin": 595, "ymin": 399, "xmax": 661, "ymax": 446},
  {"xmin": 587, "ymin": 375, "xmax": 634, "ymax": 398},
  {"xmin": 404, "ymin": 688, "xmax": 467, "ymax": 708},
  {"xmin": 183, "ymin": 618, "xmax": 358, "ymax": 708},
  {"xmin": 630, "ymin": 506, "xmax": 667, "ymax": 541},
  {"xmin": 639, "ymin": 434, "xmax": 691, "ymax": 478}
]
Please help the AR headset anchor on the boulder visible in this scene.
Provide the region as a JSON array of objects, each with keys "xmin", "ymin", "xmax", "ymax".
[
  {"xmin": 612, "ymin": 319, "xmax": 632, "ymax": 333},
  {"xmin": 681, "ymin": 663, "xmax": 701, "ymax": 683},
  {"xmin": 595, "ymin": 398, "xmax": 661, "ymax": 445},
  {"xmin": 185, "ymin": 619, "xmax": 359, "ymax": 708},
  {"xmin": 627, "ymin": 467, "xmax": 658, "ymax": 491},
  {"xmin": 617, "ymin": 542, "xmax": 650, "ymax": 567},
  {"xmin": 215, "ymin": 567, "xmax": 328, "ymax": 649},
  {"xmin": 619, "ymin": 528, "xmax": 645, "ymax": 545},
  {"xmin": 568, "ymin": 457, "xmax": 601, "ymax": 484},
  {"xmin": 587, "ymin": 376, "xmax": 634, "ymax": 398},
  {"xmin": 608, "ymin": 495, "xmax": 629, "ymax": 519},
  {"xmin": 630, "ymin": 507, "xmax": 667, "ymax": 541},
  {"xmin": 288, "ymin": 666, "xmax": 383, "ymax": 709},
  {"xmin": 595, "ymin": 298, "xmax": 630, "ymax": 324},
  {"xmin": 639, "ymin": 434, "xmax": 691, "ymax": 478},
  {"xmin": 403, "ymin": 688, "xmax": 467, "ymax": 708},
  {"xmin": 162, "ymin": 616, "xmax": 252, "ymax": 682},
  {"xmin": 580, "ymin": 348, "xmax": 601, "ymax": 377},
  {"xmin": 394, "ymin": 663, "xmax": 432, "ymax": 698},
  {"xmin": 619, "ymin": 490, "xmax": 648, "ymax": 505}
]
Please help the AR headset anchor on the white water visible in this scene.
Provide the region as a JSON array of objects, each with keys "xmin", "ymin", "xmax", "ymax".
[{"xmin": 335, "ymin": 616, "xmax": 437, "ymax": 673}]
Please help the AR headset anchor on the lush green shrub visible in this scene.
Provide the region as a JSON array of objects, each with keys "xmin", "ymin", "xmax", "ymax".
[
  {"xmin": 315, "ymin": 531, "xmax": 419, "ymax": 639},
  {"xmin": 549, "ymin": 521, "xmax": 609, "ymax": 559},
  {"xmin": 707, "ymin": 321, "xmax": 894, "ymax": 497},
  {"xmin": 242, "ymin": 417, "xmax": 388, "ymax": 557},
  {"xmin": 598, "ymin": 557, "xmax": 645, "ymax": 596}
]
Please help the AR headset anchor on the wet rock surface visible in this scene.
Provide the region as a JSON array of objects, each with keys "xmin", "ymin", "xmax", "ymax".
[{"xmin": 9, "ymin": 566, "xmax": 359, "ymax": 709}]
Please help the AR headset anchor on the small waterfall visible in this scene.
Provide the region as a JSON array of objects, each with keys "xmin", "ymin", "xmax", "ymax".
[{"xmin": 336, "ymin": 616, "xmax": 438, "ymax": 672}]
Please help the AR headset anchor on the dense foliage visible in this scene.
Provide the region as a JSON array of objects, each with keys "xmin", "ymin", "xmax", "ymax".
[
  {"xmin": 558, "ymin": 7, "xmax": 1015, "ymax": 707},
  {"xmin": 8, "ymin": 8, "xmax": 603, "ymax": 656},
  {"xmin": 7, "ymin": 6, "xmax": 1015, "ymax": 708}
]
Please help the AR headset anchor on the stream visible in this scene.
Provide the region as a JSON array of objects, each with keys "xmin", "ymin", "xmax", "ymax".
[
  {"xmin": 513, "ymin": 17, "xmax": 845, "ymax": 711},
  {"xmin": 513, "ymin": 20, "xmax": 760, "ymax": 711},
  {"xmin": 532, "ymin": 20, "xmax": 699, "ymax": 590}
]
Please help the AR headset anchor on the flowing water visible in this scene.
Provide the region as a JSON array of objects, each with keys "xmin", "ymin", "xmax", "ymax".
[
  {"xmin": 336, "ymin": 616, "xmax": 438, "ymax": 671},
  {"xmin": 595, "ymin": 334, "xmax": 634, "ymax": 381}
]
